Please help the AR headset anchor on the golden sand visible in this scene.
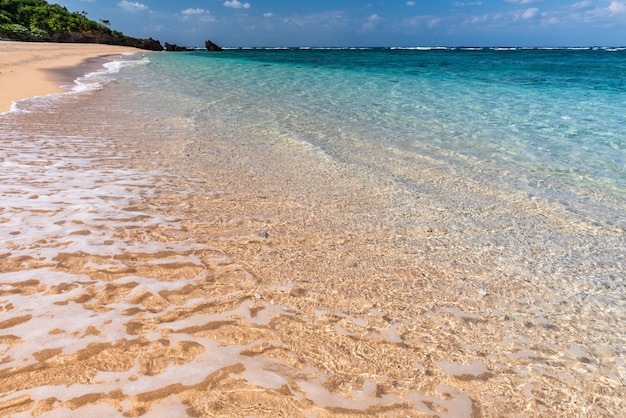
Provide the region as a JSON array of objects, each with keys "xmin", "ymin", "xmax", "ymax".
[{"xmin": 0, "ymin": 41, "xmax": 145, "ymax": 112}]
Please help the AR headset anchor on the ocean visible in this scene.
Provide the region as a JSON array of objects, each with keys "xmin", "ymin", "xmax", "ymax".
[{"xmin": 1, "ymin": 47, "xmax": 624, "ymax": 416}]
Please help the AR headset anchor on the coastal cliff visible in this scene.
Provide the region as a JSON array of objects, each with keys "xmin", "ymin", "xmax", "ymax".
[{"xmin": 51, "ymin": 30, "xmax": 163, "ymax": 51}]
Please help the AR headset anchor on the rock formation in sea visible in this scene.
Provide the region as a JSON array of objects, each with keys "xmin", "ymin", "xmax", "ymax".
[
  {"xmin": 164, "ymin": 42, "xmax": 195, "ymax": 52},
  {"xmin": 164, "ymin": 40, "xmax": 223, "ymax": 52},
  {"xmin": 205, "ymin": 40, "xmax": 223, "ymax": 52}
]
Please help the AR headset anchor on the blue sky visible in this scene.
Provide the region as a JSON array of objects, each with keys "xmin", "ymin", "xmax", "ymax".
[{"xmin": 56, "ymin": 0, "xmax": 626, "ymax": 47}]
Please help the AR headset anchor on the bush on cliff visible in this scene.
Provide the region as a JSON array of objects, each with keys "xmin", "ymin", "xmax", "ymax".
[
  {"xmin": 0, "ymin": 22, "xmax": 50, "ymax": 40},
  {"xmin": 0, "ymin": 23, "xmax": 29, "ymax": 40}
]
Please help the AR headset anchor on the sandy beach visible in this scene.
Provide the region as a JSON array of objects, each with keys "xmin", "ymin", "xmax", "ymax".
[{"xmin": 0, "ymin": 41, "xmax": 145, "ymax": 112}]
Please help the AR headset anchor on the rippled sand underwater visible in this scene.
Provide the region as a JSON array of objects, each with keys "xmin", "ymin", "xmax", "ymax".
[{"xmin": 1, "ymin": 80, "xmax": 625, "ymax": 417}]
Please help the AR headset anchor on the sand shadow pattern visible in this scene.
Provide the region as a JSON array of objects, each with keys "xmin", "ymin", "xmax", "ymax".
[{"xmin": 0, "ymin": 107, "xmax": 462, "ymax": 417}]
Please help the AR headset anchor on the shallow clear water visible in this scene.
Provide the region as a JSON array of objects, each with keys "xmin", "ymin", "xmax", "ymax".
[
  {"xmin": 142, "ymin": 48, "xmax": 626, "ymax": 227},
  {"xmin": 1, "ymin": 48, "xmax": 625, "ymax": 416}
]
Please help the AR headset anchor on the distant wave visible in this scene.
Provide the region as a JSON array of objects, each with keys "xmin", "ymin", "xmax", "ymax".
[{"xmin": 221, "ymin": 46, "xmax": 625, "ymax": 52}]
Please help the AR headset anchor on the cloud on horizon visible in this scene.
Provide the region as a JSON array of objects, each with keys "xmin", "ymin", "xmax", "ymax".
[
  {"xmin": 178, "ymin": 8, "xmax": 215, "ymax": 23},
  {"xmin": 453, "ymin": 2, "xmax": 483, "ymax": 7},
  {"xmin": 118, "ymin": 0, "xmax": 148, "ymax": 12},
  {"xmin": 504, "ymin": 0, "xmax": 543, "ymax": 4},
  {"xmin": 224, "ymin": 0, "xmax": 251, "ymax": 9}
]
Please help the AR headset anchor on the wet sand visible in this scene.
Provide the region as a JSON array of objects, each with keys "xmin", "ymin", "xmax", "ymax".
[
  {"xmin": 0, "ymin": 41, "xmax": 145, "ymax": 112},
  {"xmin": 0, "ymin": 47, "xmax": 624, "ymax": 417}
]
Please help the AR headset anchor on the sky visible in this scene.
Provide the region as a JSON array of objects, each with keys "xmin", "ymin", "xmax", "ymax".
[{"xmin": 56, "ymin": 0, "xmax": 626, "ymax": 47}]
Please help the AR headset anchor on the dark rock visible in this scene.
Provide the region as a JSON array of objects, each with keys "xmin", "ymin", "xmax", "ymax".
[
  {"xmin": 50, "ymin": 30, "xmax": 163, "ymax": 51},
  {"xmin": 205, "ymin": 40, "xmax": 223, "ymax": 52},
  {"xmin": 121, "ymin": 37, "xmax": 163, "ymax": 51},
  {"xmin": 123, "ymin": 37, "xmax": 163, "ymax": 51},
  {"xmin": 164, "ymin": 42, "xmax": 195, "ymax": 52}
]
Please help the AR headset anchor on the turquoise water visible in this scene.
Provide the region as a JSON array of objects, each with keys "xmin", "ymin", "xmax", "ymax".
[{"xmin": 136, "ymin": 47, "xmax": 626, "ymax": 228}]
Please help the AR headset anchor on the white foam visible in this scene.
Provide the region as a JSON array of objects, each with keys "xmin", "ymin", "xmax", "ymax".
[
  {"xmin": 71, "ymin": 56, "xmax": 150, "ymax": 94},
  {"xmin": 3, "ymin": 56, "xmax": 150, "ymax": 115},
  {"xmin": 23, "ymin": 403, "xmax": 123, "ymax": 418},
  {"xmin": 436, "ymin": 360, "xmax": 488, "ymax": 377},
  {"xmin": 296, "ymin": 377, "xmax": 400, "ymax": 410},
  {"xmin": 408, "ymin": 385, "xmax": 475, "ymax": 417}
]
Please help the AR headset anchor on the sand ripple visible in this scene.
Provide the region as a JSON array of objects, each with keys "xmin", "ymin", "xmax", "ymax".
[{"xmin": 1, "ymin": 91, "xmax": 624, "ymax": 417}]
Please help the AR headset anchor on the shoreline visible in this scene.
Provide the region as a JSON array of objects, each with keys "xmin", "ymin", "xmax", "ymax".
[{"xmin": 0, "ymin": 41, "xmax": 147, "ymax": 112}]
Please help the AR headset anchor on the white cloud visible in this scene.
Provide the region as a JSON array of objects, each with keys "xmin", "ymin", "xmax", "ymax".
[
  {"xmin": 427, "ymin": 17, "xmax": 441, "ymax": 28},
  {"xmin": 521, "ymin": 7, "xmax": 539, "ymax": 18},
  {"xmin": 224, "ymin": 0, "xmax": 251, "ymax": 9},
  {"xmin": 264, "ymin": 12, "xmax": 274, "ymax": 17},
  {"xmin": 608, "ymin": 1, "xmax": 626, "ymax": 14},
  {"xmin": 178, "ymin": 8, "xmax": 215, "ymax": 23},
  {"xmin": 453, "ymin": 1, "xmax": 483, "ymax": 6},
  {"xmin": 504, "ymin": 0, "xmax": 542, "ymax": 4},
  {"xmin": 555, "ymin": 0, "xmax": 624, "ymax": 23},
  {"xmin": 181, "ymin": 8, "xmax": 208, "ymax": 15},
  {"xmin": 471, "ymin": 14, "xmax": 489, "ymax": 24},
  {"xmin": 118, "ymin": 0, "xmax": 148, "ymax": 12},
  {"xmin": 283, "ymin": 11, "xmax": 347, "ymax": 29},
  {"xmin": 569, "ymin": 0, "xmax": 592, "ymax": 9},
  {"xmin": 360, "ymin": 13, "xmax": 380, "ymax": 31},
  {"xmin": 406, "ymin": 1, "xmax": 416, "ymax": 6}
]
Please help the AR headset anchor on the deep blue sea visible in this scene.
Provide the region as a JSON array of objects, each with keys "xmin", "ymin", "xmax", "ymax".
[{"xmin": 134, "ymin": 47, "xmax": 626, "ymax": 228}]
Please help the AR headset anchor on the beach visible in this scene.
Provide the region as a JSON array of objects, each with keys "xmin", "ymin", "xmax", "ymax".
[
  {"xmin": 0, "ymin": 41, "xmax": 144, "ymax": 112},
  {"xmin": 0, "ymin": 44, "xmax": 624, "ymax": 417}
]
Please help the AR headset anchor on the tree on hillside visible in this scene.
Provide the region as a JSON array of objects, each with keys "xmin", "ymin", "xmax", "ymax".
[{"xmin": 0, "ymin": 0, "xmax": 118, "ymax": 41}]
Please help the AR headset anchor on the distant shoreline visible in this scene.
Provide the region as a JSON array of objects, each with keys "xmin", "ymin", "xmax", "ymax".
[{"xmin": 0, "ymin": 41, "xmax": 147, "ymax": 113}]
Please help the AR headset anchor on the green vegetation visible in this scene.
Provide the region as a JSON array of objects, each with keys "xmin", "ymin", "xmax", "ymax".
[{"xmin": 0, "ymin": 0, "xmax": 120, "ymax": 41}]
